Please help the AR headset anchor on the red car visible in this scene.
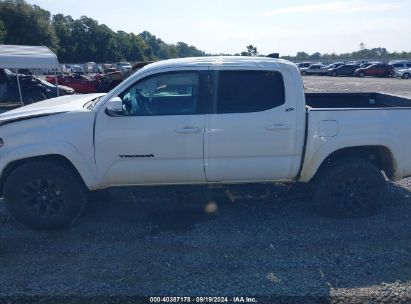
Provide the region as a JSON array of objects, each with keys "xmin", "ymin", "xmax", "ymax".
[
  {"xmin": 46, "ymin": 74, "xmax": 100, "ymax": 93},
  {"xmin": 354, "ymin": 64, "xmax": 394, "ymax": 78}
]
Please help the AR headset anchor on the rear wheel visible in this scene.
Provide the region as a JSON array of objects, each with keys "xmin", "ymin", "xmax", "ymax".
[
  {"xmin": 359, "ymin": 72, "xmax": 365, "ymax": 77},
  {"xmin": 331, "ymin": 72, "xmax": 337, "ymax": 76},
  {"xmin": 402, "ymin": 73, "xmax": 410, "ymax": 79},
  {"xmin": 301, "ymin": 71, "xmax": 307, "ymax": 76},
  {"xmin": 313, "ymin": 158, "xmax": 386, "ymax": 218},
  {"xmin": 4, "ymin": 160, "xmax": 87, "ymax": 230}
]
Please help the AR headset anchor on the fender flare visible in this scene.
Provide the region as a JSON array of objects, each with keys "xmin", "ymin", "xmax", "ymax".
[{"xmin": 299, "ymin": 136, "xmax": 400, "ymax": 182}]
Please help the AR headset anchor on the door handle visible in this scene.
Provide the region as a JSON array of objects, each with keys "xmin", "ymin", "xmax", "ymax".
[
  {"xmin": 175, "ymin": 126, "xmax": 202, "ymax": 134},
  {"xmin": 265, "ymin": 123, "xmax": 291, "ymax": 131}
]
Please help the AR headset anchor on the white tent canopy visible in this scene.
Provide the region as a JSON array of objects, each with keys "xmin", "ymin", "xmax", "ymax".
[{"xmin": 0, "ymin": 45, "xmax": 60, "ymax": 69}]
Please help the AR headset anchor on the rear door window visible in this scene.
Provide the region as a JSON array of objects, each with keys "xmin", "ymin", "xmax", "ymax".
[{"xmin": 214, "ymin": 70, "xmax": 285, "ymax": 114}]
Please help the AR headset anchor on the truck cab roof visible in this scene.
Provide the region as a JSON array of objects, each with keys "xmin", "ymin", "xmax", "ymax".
[{"xmin": 139, "ymin": 56, "xmax": 298, "ymax": 72}]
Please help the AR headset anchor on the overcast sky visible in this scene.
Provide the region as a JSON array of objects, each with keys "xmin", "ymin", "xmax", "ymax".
[{"xmin": 27, "ymin": 0, "xmax": 409, "ymax": 56}]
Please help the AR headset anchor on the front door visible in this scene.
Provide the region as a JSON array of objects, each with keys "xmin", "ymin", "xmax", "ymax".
[{"xmin": 94, "ymin": 70, "xmax": 208, "ymax": 186}]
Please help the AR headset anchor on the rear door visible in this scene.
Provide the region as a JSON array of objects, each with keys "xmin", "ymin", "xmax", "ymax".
[{"xmin": 204, "ymin": 68, "xmax": 304, "ymax": 182}]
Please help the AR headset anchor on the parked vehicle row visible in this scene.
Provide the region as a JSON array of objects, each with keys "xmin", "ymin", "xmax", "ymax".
[
  {"xmin": 298, "ymin": 61, "xmax": 403, "ymax": 78},
  {"xmin": 46, "ymin": 61, "xmax": 153, "ymax": 94}
]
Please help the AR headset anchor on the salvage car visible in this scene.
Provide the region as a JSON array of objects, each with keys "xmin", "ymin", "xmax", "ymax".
[
  {"xmin": 96, "ymin": 62, "xmax": 154, "ymax": 93},
  {"xmin": 46, "ymin": 73, "xmax": 99, "ymax": 94},
  {"xmin": 390, "ymin": 61, "xmax": 411, "ymax": 73},
  {"xmin": 2, "ymin": 57, "xmax": 411, "ymax": 229},
  {"xmin": 354, "ymin": 64, "xmax": 394, "ymax": 77},
  {"xmin": 297, "ymin": 62, "xmax": 311, "ymax": 69},
  {"xmin": 116, "ymin": 62, "xmax": 132, "ymax": 73},
  {"xmin": 95, "ymin": 70, "xmax": 124, "ymax": 93},
  {"xmin": 300, "ymin": 64, "xmax": 329, "ymax": 75},
  {"xmin": 328, "ymin": 64, "xmax": 360, "ymax": 76},
  {"xmin": 395, "ymin": 68, "xmax": 411, "ymax": 79},
  {"xmin": 0, "ymin": 69, "xmax": 74, "ymax": 104}
]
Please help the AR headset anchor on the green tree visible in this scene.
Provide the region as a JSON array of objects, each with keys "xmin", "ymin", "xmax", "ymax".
[
  {"xmin": 0, "ymin": 0, "xmax": 58, "ymax": 51},
  {"xmin": 241, "ymin": 45, "xmax": 258, "ymax": 56},
  {"xmin": 295, "ymin": 51, "xmax": 309, "ymax": 60}
]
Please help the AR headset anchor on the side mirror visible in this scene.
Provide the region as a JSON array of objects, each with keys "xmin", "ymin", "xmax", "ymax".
[{"xmin": 105, "ymin": 97, "xmax": 123, "ymax": 117}]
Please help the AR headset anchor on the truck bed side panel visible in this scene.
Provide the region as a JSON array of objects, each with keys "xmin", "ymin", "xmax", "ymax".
[{"xmin": 299, "ymin": 108, "xmax": 411, "ymax": 182}]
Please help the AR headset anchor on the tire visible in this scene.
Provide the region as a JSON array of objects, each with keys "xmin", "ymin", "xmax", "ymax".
[
  {"xmin": 23, "ymin": 90, "xmax": 47, "ymax": 105},
  {"xmin": 331, "ymin": 72, "xmax": 337, "ymax": 77},
  {"xmin": 4, "ymin": 161, "xmax": 87, "ymax": 230},
  {"xmin": 313, "ymin": 158, "xmax": 386, "ymax": 218},
  {"xmin": 402, "ymin": 73, "xmax": 410, "ymax": 79},
  {"xmin": 359, "ymin": 72, "xmax": 365, "ymax": 78},
  {"xmin": 301, "ymin": 71, "xmax": 307, "ymax": 76}
]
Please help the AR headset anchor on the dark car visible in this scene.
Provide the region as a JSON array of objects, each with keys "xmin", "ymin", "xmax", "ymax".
[
  {"xmin": 354, "ymin": 64, "xmax": 394, "ymax": 78},
  {"xmin": 328, "ymin": 64, "xmax": 360, "ymax": 76},
  {"xmin": 0, "ymin": 69, "xmax": 74, "ymax": 104}
]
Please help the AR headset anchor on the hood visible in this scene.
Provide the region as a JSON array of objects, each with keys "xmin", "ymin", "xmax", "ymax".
[
  {"xmin": 57, "ymin": 84, "xmax": 75, "ymax": 92},
  {"xmin": 0, "ymin": 93, "xmax": 106, "ymax": 125}
]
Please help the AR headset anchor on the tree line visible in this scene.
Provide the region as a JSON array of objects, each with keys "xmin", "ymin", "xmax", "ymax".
[
  {"xmin": 0, "ymin": 0, "xmax": 205, "ymax": 63},
  {"xmin": 283, "ymin": 45, "xmax": 411, "ymax": 62}
]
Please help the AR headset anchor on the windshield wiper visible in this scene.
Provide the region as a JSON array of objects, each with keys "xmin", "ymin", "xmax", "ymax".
[{"xmin": 84, "ymin": 96, "xmax": 102, "ymax": 110}]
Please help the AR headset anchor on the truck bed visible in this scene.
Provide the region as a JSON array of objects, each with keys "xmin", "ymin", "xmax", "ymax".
[{"xmin": 305, "ymin": 92, "xmax": 411, "ymax": 109}]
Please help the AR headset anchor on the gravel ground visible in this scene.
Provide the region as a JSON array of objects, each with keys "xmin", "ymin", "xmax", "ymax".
[
  {"xmin": 303, "ymin": 75, "xmax": 411, "ymax": 97},
  {"xmin": 1, "ymin": 76, "xmax": 411, "ymax": 302}
]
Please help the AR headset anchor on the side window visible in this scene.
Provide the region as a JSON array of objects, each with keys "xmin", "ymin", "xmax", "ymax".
[
  {"xmin": 215, "ymin": 70, "xmax": 285, "ymax": 114},
  {"xmin": 119, "ymin": 72, "xmax": 199, "ymax": 116},
  {"xmin": 406, "ymin": 63, "xmax": 411, "ymax": 68}
]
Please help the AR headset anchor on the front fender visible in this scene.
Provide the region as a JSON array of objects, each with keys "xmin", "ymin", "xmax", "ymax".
[{"xmin": 0, "ymin": 141, "xmax": 99, "ymax": 190}]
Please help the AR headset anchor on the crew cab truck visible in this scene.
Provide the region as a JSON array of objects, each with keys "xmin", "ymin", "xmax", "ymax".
[{"xmin": 1, "ymin": 57, "xmax": 411, "ymax": 229}]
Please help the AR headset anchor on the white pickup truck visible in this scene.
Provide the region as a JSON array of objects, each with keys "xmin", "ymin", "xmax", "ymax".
[{"xmin": 1, "ymin": 57, "xmax": 411, "ymax": 229}]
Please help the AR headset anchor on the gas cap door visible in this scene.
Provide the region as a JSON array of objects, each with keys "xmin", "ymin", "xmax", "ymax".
[{"xmin": 318, "ymin": 120, "xmax": 339, "ymax": 137}]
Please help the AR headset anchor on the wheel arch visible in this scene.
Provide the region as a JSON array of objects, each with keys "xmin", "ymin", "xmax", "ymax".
[
  {"xmin": 300, "ymin": 145, "xmax": 396, "ymax": 182},
  {"xmin": 0, "ymin": 154, "xmax": 90, "ymax": 197}
]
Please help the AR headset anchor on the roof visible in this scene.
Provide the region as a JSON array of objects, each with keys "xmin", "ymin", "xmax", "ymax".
[
  {"xmin": 140, "ymin": 56, "xmax": 296, "ymax": 73},
  {"xmin": 0, "ymin": 45, "xmax": 60, "ymax": 69}
]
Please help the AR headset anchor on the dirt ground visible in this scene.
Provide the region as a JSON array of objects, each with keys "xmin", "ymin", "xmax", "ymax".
[
  {"xmin": 0, "ymin": 76, "xmax": 411, "ymax": 303},
  {"xmin": 303, "ymin": 75, "xmax": 411, "ymax": 97}
]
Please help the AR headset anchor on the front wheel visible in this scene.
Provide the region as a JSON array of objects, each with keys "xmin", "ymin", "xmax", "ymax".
[
  {"xmin": 359, "ymin": 72, "xmax": 365, "ymax": 77},
  {"xmin": 4, "ymin": 160, "xmax": 87, "ymax": 230},
  {"xmin": 402, "ymin": 73, "xmax": 410, "ymax": 79},
  {"xmin": 313, "ymin": 158, "xmax": 386, "ymax": 218}
]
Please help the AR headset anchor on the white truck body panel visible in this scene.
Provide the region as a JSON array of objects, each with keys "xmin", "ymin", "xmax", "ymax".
[{"xmin": 0, "ymin": 57, "xmax": 411, "ymax": 192}]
